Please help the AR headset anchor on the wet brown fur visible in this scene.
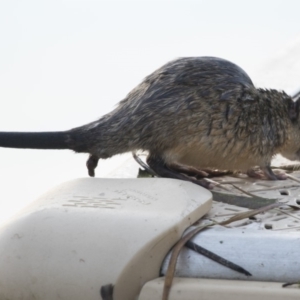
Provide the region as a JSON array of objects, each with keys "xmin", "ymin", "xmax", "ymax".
[{"xmin": 69, "ymin": 57, "xmax": 300, "ymax": 173}]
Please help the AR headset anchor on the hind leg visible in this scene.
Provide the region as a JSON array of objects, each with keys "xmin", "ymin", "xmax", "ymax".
[
  {"xmin": 147, "ymin": 155, "xmax": 214, "ymax": 189},
  {"xmin": 169, "ymin": 163, "xmax": 234, "ymax": 178},
  {"xmin": 86, "ymin": 154, "xmax": 99, "ymax": 177},
  {"xmin": 168, "ymin": 163, "xmax": 210, "ymax": 178}
]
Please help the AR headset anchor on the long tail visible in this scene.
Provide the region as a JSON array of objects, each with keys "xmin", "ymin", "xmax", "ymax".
[{"xmin": 0, "ymin": 131, "xmax": 71, "ymax": 150}]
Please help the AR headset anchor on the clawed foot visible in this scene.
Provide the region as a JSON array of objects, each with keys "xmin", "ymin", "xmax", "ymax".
[
  {"xmin": 146, "ymin": 157, "xmax": 219, "ymax": 189},
  {"xmin": 247, "ymin": 166, "xmax": 287, "ymax": 181},
  {"xmin": 272, "ymin": 172, "xmax": 288, "ymax": 180},
  {"xmin": 168, "ymin": 164, "xmax": 209, "ymax": 178},
  {"xmin": 167, "ymin": 164, "xmax": 227, "ymax": 188},
  {"xmin": 168, "ymin": 163, "xmax": 233, "ymax": 179}
]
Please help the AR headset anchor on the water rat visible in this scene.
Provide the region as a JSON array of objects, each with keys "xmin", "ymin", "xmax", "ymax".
[{"xmin": 0, "ymin": 57, "xmax": 299, "ymax": 188}]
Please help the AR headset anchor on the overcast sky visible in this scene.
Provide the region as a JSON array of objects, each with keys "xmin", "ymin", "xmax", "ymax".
[{"xmin": 0, "ymin": 0, "xmax": 300, "ymax": 222}]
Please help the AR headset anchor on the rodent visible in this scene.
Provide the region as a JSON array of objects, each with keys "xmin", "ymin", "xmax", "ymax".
[{"xmin": 0, "ymin": 57, "xmax": 299, "ymax": 188}]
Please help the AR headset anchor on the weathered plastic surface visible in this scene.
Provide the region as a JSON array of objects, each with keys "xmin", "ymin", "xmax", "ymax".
[
  {"xmin": 138, "ymin": 277, "xmax": 300, "ymax": 300},
  {"xmin": 161, "ymin": 226, "xmax": 300, "ymax": 282},
  {"xmin": 160, "ymin": 171, "xmax": 300, "ymax": 283},
  {"xmin": 0, "ymin": 178, "xmax": 211, "ymax": 300}
]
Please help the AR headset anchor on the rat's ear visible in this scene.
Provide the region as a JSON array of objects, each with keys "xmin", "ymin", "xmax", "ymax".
[{"xmin": 289, "ymin": 97, "xmax": 300, "ymax": 122}]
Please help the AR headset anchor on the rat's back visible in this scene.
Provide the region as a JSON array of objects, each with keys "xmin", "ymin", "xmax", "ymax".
[{"xmin": 90, "ymin": 57, "xmax": 255, "ymax": 156}]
